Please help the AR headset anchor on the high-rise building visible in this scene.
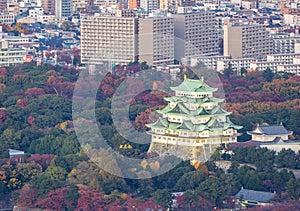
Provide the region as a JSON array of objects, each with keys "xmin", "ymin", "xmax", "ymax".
[
  {"xmin": 138, "ymin": 16, "xmax": 174, "ymax": 66},
  {"xmin": 164, "ymin": 0, "xmax": 196, "ymax": 11},
  {"xmin": 128, "ymin": 0, "xmax": 139, "ymax": 9},
  {"xmin": 80, "ymin": 16, "xmax": 138, "ymax": 64},
  {"xmin": 147, "ymin": 77, "xmax": 242, "ymax": 161},
  {"xmin": 223, "ymin": 23, "xmax": 272, "ymax": 59},
  {"xmin": 55, "ymin": 0, "xmax": 71, "ymax": 17},
  {"xmin": 272, "ymin": 33, "xmax": 300, "ymax": 54},
  {"xmin": 41, "ymin": 0, "xmax": 55, "ymax": 14},
  {"xmin": 140, "ymin": 0, "xmax": 159, "ymax": 13},
  {"xmin": 0, "ymin": 0, "xmax": 7, "ymax": 12},
  {"xmin": 171, "ymin": 11, "xmax": 219, "ymax": 60}
]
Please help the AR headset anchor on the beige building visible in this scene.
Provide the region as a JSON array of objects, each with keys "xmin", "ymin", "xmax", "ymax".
[
  {"xmin": 0, "ymin": 27, "xmax": 26, "ymax": 66},
  {"xmin": 41, "ymin": 0, "xmax": 55, "ymax": 14},
  {"xmin": 0, "ymin": 13, "xmax": 14, "ymax": 24},
  {"xmin": 171, "ymin": 11, "xmax": 219, "ymax": 61},
  {"xmin": 223, "ymin": 23, "xmax": 272, "ymax": 59},
  {"xmin": 138, "ymin": 16, "xmax": 174, "ymax": 66},
  {"xmin": 80, "ymin": 16, "xmax": 138, "ymax": 64}
]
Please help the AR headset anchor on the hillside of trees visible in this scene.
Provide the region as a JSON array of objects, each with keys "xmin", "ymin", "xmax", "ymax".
[{"xmin": 0, "ymin": 62, "xmax": 300, "ymax": 210}]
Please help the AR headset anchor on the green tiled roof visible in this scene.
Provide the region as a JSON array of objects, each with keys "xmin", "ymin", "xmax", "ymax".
[
  {"xmin": 157, "ymin": 103, "xmax": 229, "ymax": 117},
  {"xmin": 211, "ymin": 105, "xmax": 232, "ymax": 115},
  {"xmin": 170, "ymin": 79, "xmax": 217, "ymax": 93},
  {"xmin": 146, "ymin": 117, "xmax": 169, "ymax": 128},
  {"xmin": 164, "ymin": 96, "xmax": 224, "ymax": 104},
  {"xmin": 224, "ymin": 117, "xmax": 243, "ymax": 130}
]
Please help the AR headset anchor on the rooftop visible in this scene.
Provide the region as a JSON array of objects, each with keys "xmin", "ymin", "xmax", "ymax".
[
  {"xmin": 248, "ymin": 124, "xmax": 293, "ymax": 136},
  {"xmin": 170, "ymin": 79, "xmax": 217, "ymax": 93},
  {"xmin": 235, "ymin": 188, "xmax": 275, "ymax": 202}
]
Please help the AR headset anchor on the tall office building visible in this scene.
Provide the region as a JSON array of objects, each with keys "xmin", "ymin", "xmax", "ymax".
[
  {"xmin": 0, "ymin": 0, "xmax": 7, "ymax": 12},
  {"xmin": 41, "ymin": 0, "xmax": 55, "ymax": 14},
  {"xmin": 139, "ymin": 16, "xmax": 174, "ymax": 66},
  {"xmin": 80, "ymin": 16, "xmax": 138, "ymax": 64},
  {"xmin": 223, "ymin": 23, "xmax": 272, "ymax": 59},
  {"xmin": 171, "ymin": 11, "xmax": 219, "ymax": 60},
  {"xmin": 55, "ymin": 0, "xmax": 71, "ymax": 17},
  {"xmin": 128, "ymin": 0, "xmax": 139, "ymax": 9},
  {"xmin": 140, "ymin": 0, "xmax": 159, "ymax": 13}
]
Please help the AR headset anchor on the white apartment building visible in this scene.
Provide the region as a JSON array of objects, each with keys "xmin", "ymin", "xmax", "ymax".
[
  {"xmin": 224, "ymin": 23, "xmax": 272, "ymax": 59},
  {"xmin": 0, "ymin": 47, "xmax": 26, "ymax": 66},
  {"xmin": 267, "ymin": 53, "xmax": 300, "ymax": 63},
  {"xmin": 138, "ymin": 16, "xmax": 174, "ymax": 66},
  {"xmin": 37, "ymin": 14, "xmax": 67, "ymax": 24},
  {"xmin": 272, "ymin": 33, "xmax": 300, "ymax": 54},
  {"xmin": 190, "ymin": 55, "xmax": 230, "ymax": 70},
  {"xmin": 140, "ymin": 0, "xmax": 159, "ymax": 13},
  {"xmin": 29, "ymin": 7, "xmax": 44, "ymax": 21},
  {"xmin": 80, "ymin": 16, "xmax": 138, "ymax": 64},
  {"xmin": 171, "ymin": 10, "xmax": 219, "ymax": 61},
  {"xmin": 277, "ymin": 64, "xmax": 300, "ymax": 75},
  {"xmin": 249, "ymin": 61, "xmax": 287, "ymax": 72},
  {"xmin": 0, "ymin": 13, "xmax": 14, "ymax": 24},
  {"xmin": 217, "ymin": 58, "xmax": 258, "ymax": 75},
  {"xmin": 0, "ymin": 27, "xmax": 26, "ymax": 66},
  {"xmin": 284, "ymin": 14, "xmax": 300, "ymax": 27}
]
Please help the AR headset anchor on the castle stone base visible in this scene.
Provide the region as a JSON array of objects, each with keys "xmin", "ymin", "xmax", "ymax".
[{"xmin": 148, "ymin": 142, "xmax": 220, "ymax": 162}]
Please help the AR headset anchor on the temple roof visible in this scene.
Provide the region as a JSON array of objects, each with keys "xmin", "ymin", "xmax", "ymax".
[
  {"xmin": 147, "ymin": 117, "xmax": 241, "ymax": 132},
  {"xmin": 247, "ymin": 124, "xmax": 293, "ymax": 136},
  {"xmin": 157, "ymin": 103, "xmax": 230, "ymax": 117},
  {"xmin": 164, "ymin": 96, "xmax": 224, "ymax": 104},
  {"xmin": 224, "ymin": 117, "xmax": 243, "ymax": 130},
  {"xmin": 211, "ymin": 105, "xmax": 232, "ymax": 115},
  {"xmin": 251, "ymin": 137, "xmax": 300, "ymax": 145},
  {"xmin": 170, "ymin": 79, "xmax": 217, "ymax": 93},
  {"xmin": 235, "ymin": 188, "xmax": 275, "ymax": 203}
]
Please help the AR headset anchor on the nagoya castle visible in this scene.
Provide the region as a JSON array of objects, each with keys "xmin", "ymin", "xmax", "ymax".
[{"xmin": 146, "ymin": 76, "xmax": 242, "ymax": 161}]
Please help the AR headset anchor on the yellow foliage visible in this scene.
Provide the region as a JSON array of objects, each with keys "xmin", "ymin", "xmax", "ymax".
[
  {"xmin": 0, "ymin": 170, "xmax": 6, "ymax": 181},
  {"xmin": 191, "ymin": 160, "xmax": 201, "ymax": 170},
  {"xmin": 120, "ymin": 193, "xmax": 128, "ymax": 200},
  {"xmin": 140, "ymin": 160, "xmax": 148, "ymax": 170},
  {"xmin": 149, "ymin": 161, "xmax": 160, "ymax": 172},
  {"xmin": 60, "ymin": 122, "xmax": 67, "ymax": 130}
]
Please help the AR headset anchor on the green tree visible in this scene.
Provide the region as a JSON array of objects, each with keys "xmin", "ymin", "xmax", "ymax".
[
  {"xmin": 0, "ymin": 142, "xmax": 9, "ymax": 159},
  {"xmin": 275, "ymin": 149, "xmax": 297, "ymax": 169},
  {"xmin": 152, "ymin": 189, "xmax": 173, "ymax": 209},
  {"xmin": 0, "ymin": 180, "xmax": 8, "ymax": 197},
  {"xmin": 262, "ymin": 67, "xmax": 274, "ymax": 82},
  {"xmin": 30, "ymin": 173, "xmax": 61, "ymax": 196},
  {"xmin": 223, "ymin": 62, "xmax": 234, "ymax": 79},
  {"xmin": 287, "ymin": 178, "xmax": 300, "ymax": 199},
  {"xmin": 45, "ymin": 165, "xmax": 68, "ymax": 180}
]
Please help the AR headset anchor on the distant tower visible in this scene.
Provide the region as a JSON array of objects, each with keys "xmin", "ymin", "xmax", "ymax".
[
  {"xmin": 0, "ymin": 0, "xmax": 7, "ymax": 12},
  {"xmin": 55, "ymin": 0, "xmax": 72, "ymax": 17},
  {"xmin": 147, "ymin": 77, "xmax": 242, "ymax": 161}
]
